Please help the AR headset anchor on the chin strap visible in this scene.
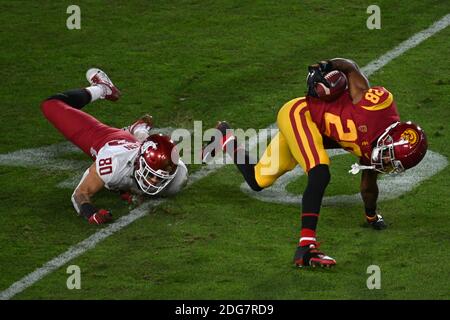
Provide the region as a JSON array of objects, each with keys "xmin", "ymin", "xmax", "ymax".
[{"xmin": 348, "ymin": 163, "xmax": 375, "ymax": 175}]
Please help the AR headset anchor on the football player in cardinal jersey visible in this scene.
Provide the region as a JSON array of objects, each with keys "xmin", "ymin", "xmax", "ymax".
[
  {"xmin": 41, "ymin": 68, "xmax": 188, "ymax": 225},
  {"xmin": 202, "ymin": 58, "xmax": 427, "ymax": 268}
]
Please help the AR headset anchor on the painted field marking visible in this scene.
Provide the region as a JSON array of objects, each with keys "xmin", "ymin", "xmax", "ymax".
[
  {"xmin": 1, "ymin": 13, "xmax": 449, "ymax": 300},
  {"xmin": 361, "ymin": 13, "xmax": 450, "ymax": 77},
  {"xmin": 241, "ymin": 149, "xmax": 448, "ymax": 205}
]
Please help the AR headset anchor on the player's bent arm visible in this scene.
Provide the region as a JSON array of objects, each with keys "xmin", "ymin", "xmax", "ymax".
[
  {"xmin": 72, "ymin": 163, "xmax": 105, "ymax": 219},
  {"xmin": 329, "ymin": 58, "xmax": 370, "ymax": 103},
  {"xmin": 360, "ymin": 169, "xmax": 379, "ymax": 212}
]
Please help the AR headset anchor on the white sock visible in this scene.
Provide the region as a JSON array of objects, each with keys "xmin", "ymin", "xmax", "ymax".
[{"xmin": 86, "ymin": 85, "xmax": 105, "ymax": 102}]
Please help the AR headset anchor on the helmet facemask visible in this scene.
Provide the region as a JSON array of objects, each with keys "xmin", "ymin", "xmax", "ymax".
[
  {"xmin": 134, "ymin": 157, "xmax": 177, "ymax": 195},
  {"xmin": 134, "ymin": 138, "xmax": 178, "ymax": 195},
  {"xmin": 371, "ymin": 122, "xmax": 407, "ymax": 174}
]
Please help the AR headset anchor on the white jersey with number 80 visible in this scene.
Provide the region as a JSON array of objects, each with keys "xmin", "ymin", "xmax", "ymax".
[
  {"xmin": 96, "ymin": 140, "xmax": 141, "ymax": 192},
  {"xmin": 95, "ymin": 139, "xmax": 188, "ymax": 195}
]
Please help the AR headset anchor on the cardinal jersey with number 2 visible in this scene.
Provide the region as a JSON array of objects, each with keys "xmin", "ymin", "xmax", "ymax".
[{"xmin": 306, "ymin": 86, "xmax": 400, "ymax": 163}]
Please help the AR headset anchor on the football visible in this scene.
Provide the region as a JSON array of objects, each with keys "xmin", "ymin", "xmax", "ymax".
[{"xmin": 315, "ymin": 70, "xmax": 347, "ymax": 102}]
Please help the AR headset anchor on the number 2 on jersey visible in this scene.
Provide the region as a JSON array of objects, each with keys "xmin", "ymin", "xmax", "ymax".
[{"xmin": 324, "ymin": 113, "xmax": 362, "ymax": 156}]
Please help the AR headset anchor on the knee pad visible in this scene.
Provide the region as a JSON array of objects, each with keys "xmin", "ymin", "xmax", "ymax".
[
  {"xmin": 43, "ymin": 89, "xmax": 90, "ymax": 109},
  {"xmin": 45, "ymin": 93, "xmax": 68, "ymax": 102}
]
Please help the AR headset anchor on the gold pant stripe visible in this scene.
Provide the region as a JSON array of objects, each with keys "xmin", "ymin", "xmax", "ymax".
[
  {"xmin": 254, "ymin": 97, "xmax": 330, "ymax": 188},
  {"xmin": 290, "ymin": 101, "xmax": 318, "ymax": 169}
]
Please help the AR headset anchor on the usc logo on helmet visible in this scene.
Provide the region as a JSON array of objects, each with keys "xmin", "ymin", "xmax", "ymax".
[{"xmin": 401, "ymin": 129, "xmax": 418, "ymax": 146}]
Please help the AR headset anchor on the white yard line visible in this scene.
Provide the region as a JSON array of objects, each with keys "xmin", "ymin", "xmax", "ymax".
[
  {"xmin": 361, "ymin": 13, "xmax": 450, "ymax": 77},
  {"xmin": 1, "ymin": 13, "xmax": 449, "ymax": 300}
]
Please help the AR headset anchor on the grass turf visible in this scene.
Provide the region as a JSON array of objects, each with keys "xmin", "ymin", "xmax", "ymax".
[{"xmin": 0, "ymin": 0, "xmax": 449, "ymax": 299}]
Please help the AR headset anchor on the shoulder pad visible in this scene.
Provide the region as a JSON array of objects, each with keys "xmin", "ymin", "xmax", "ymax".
[{"xmin": 358, "ymin": 87, "xmax": 394, "ymax": 111}]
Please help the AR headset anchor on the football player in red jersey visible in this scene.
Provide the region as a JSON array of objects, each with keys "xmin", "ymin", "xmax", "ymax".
[
  {"xmin": 203, "ymin": 58, "xmax": 427, "ymax": 268},
  {"xmin": 41, "ymin": 69, "xmax": 188, "ymax": 225}
]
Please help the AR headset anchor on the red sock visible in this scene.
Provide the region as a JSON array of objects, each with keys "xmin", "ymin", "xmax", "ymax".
[{"xmin": 299, "ymin": 228, "xmax": 317, "ymax": 247}]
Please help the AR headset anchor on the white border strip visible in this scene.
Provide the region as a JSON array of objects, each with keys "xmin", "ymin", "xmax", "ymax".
[{"xmin": 1, "ymin": 13, "xmax": 449, "ymax": 300}]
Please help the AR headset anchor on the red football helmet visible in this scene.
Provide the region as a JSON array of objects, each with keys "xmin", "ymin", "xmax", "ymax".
[
  {"xmin": 134, "ymin": 134, "xmax": 179, "ymax": 195},
  {"xmin": 371, "ymin": 121, "xmax": 428, "ymax": 174}
]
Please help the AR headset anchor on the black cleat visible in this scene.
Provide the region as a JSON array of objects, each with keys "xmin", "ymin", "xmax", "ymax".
[
  {"xmin": 293, "ymin": 244, "xmax": 336, "ymax": 268},
  {"xmin": 367, "ymin": 214, "xmax": 387, "ymax": 230}
]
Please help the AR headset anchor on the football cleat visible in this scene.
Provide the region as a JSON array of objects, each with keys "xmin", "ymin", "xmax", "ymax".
[
  {"xmin": 366, "ymin": 214, "xmax": 387, "ymax": 230},
  {"xmin": 293, "ymin": 243, "xmax": 336, "ymax": 268},
  {"xmin": 201, "ymin": 121, "xmax": 236, "ymax": 163},
  {"xmin": 86, "ymin": 68, "xmax": 121, "ymax": 101}
]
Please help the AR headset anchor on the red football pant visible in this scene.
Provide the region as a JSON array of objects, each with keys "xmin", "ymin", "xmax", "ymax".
[{"xmin": 41, "ymin": 99, "xmax": 137, "ymax": 159}]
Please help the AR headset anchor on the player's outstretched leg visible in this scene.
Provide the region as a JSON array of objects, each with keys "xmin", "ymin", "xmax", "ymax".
[
  {"xmin": 41, "ymin": 68, "xmax": 129, "ymax": 157},
  {"xmin": 42, "ymin": 67, "xmax": 120, "ymax": 111}
]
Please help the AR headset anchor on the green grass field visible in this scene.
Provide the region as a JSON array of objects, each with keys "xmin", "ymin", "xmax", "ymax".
[{"xmin": 0, "ymin": 0, "xmax": 449, "ymax": 300}]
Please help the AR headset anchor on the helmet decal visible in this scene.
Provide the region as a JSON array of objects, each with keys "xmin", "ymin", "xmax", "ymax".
[
  {"xmin": 400, "ymin": 129, "xmax": 418, "ymax": 146},
  {"xmin": 145, "ymin": 141, "xmax": 158, "ymax": 151},
  {"xmin": 358, "ymin": 125, "xmax": 368, "ymax": 133}
]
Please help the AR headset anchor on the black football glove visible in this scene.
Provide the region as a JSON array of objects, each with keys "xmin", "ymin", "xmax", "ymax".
[{"xmin": 306, "ymin": 60, "xmax": 334, "ymax": 97}]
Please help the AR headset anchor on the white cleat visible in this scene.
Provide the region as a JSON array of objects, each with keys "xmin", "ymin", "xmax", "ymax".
[{"xmin": 86, "ymin": 68, "xmax": 121, "ymax": 101}]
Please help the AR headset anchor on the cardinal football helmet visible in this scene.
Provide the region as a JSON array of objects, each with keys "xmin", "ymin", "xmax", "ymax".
[
  {"xmin": 134, "ymin": 134, "xmax": 179, "ymax": 195},
  {"xmin": 371, "ymin": 121, "xmax": 428, "ymax": 174}
]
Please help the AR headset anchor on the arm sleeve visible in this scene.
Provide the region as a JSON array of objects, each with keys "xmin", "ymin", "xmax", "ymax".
[{"xmin": 71, "ymin": 168, "xmax": 90, "ymax": 215}]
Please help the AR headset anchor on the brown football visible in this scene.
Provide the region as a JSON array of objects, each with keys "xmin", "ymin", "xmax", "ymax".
[{"xmin": 314, "ymin": 70, "xmax": 347, "ymax": 102}]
